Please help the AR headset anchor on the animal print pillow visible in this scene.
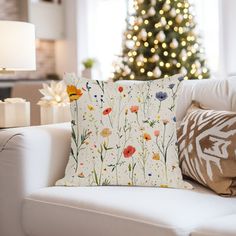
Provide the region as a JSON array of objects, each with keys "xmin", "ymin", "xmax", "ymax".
[
  {"xmin": 178, "ymin": 102, "xmax": 236, "ymax": 196},
  {"xmin": 56, "ymin": 74, "xmax": 191, "ymax": 189}
]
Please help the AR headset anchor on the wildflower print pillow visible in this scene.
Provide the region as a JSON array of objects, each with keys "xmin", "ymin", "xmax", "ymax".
[{"xmin": 56, "ymin": 74, "xmax": 191, "ymax": 189}]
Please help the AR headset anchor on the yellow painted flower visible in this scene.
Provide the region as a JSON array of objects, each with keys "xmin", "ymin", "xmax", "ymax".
[
  {"xmin": 152, "ymin": 153, "xmax": 160, "ymax": 161},
  {"xmin": 160, "ymin": 184, "xmax": 168, "ymax": 188},
  {"xmin": 100, "ymin": 128, "xmax": 112, "ymax": 138},
  {"xmin": 67, "ymin": 85, "xmax": 83, "ymax": 102},
  {"xmin": 156, "ymin": 115, "xmax": 161, "ymax": 121},
  {"xmin": 87, "ymin": 104, "xmax": 94, "ymax": 111}
]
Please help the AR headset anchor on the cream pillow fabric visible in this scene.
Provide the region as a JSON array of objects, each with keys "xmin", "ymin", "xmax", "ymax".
[{"xmin": 56, "ymin": 74, "xmax": 191, "ymax": 189}]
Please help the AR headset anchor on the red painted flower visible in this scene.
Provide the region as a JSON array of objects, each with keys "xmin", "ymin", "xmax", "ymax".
[
  {"xmin": 154, "ymin": 130, "xmax": 160, "ymax": 137},
  {"xmin": 118, "ymin": 86, "xmax": 124, "ymax": 93},
  {"xmin": 123, "ymin": 146, "xmax": 136, "ymax": 158},
  {"xmin": 103, "ymin": 107, "xmax": 112, "ymax": 115},
  {"xmin": 130, "ymin": 105, "xmax": 139, "ymax": 113}
]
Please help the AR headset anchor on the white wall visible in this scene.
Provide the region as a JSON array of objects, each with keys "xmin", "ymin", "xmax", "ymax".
[
  {"xmin": 55, "ymin": 0, "xmax": 91, "ymax": 77},
  {"xmin": 55, "ymin": 0, "xmax": 79, "ymax": 77}
]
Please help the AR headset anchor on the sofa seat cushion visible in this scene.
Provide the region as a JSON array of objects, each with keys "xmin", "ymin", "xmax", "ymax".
[
  {"xmin": 192, "ymin": 214, "xmax": 236, "ymax": 236},
  {"xmin": 22, "ymin": 182, "xmax": 236, "ymax": 236}
]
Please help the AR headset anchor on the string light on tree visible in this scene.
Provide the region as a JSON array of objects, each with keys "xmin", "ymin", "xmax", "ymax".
[{"xmin": 113, "ymin": 0, "xmax": 210, "ymax": 81}]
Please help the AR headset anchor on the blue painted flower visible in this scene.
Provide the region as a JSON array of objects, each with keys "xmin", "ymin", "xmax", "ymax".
[
  {"xmin": 156, "ymin": 91, "xmax": 168, "ymax": 101},
  {"xmin": 178, "ymin": 76, "xmax": 184, "ymax": 81},
  {"xmin": 173, "ymin": 116, "xmax": 176, "ymax": 122},
  {"xmin": 169, "ymin": 84, "xmax": 175, "ymax": 89}
]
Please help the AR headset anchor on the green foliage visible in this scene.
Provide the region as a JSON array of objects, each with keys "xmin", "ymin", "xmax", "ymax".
[
  {"xmin": 82, "ymin": 58, "xmax": 95, "ymax": 69},
  {"xmin": 113, "ymin": 0, "xmax": 210, "ymax": 81}
]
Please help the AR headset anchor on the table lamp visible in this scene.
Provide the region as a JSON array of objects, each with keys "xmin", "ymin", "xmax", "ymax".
[
  {"xmin": 0, "ymin": 21, "xmax": 36, "ymax": 128},
  {"xmin": 0, "ymin": 21, "xmax": 36, "ymax": 73}
]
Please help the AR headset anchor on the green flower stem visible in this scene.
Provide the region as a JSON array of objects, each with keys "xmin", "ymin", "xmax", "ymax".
[
  {"xmin": 108, "ymin": 114, "xmax": 113, "ymax": 128},
  {"xmin": 136, "ymin": 113, "xmax": 141, "ymax": 127},
  {"xmin": 131, "ymin": 155, "xmax": 135, "ymax": 185}
]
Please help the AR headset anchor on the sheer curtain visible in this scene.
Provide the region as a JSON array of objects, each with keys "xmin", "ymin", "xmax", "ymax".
[
  {"xmin": 86, "ymin": 0, "xmax": 127, "ymax": 80},
  {"xmin": 191, "ymin": 0, "xmax": 220, "ymax": 76}
]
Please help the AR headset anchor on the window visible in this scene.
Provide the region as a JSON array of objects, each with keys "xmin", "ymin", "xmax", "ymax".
[
  {"xmin": 190, "ymin": 0, "xmax": 220, "ymax": 75},
  {"xmin": 86, "ymin": 0, "xmax": 127, "ymax": 80},
  {"xmin": 82, "ymin": 0, "xmax": 220, "ymax": 79}
]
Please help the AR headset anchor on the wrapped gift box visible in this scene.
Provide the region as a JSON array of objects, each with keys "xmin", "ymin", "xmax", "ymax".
[
  {"xmin": 40, "ymin": 104, "xmax": 71, "ymax": 125},
  {"xmin": 0, "ymin": 99, "xmax": 30, "ymax": 128}
]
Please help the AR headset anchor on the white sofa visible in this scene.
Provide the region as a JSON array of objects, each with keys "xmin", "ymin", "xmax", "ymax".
[{"xmin": 0, "ymin": 79, "xmax": 236, "ymax": 236}]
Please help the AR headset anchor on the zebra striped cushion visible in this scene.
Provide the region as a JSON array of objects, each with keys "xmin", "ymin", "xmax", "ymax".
[{"xmin": 178, "ymin": 102, "xmax": 236, "ymax": 196}]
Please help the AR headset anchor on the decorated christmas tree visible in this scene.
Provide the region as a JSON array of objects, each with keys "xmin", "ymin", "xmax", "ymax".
[{"xmin": 112, "ymin": 0, "xmax": 210, "ymax": 81}]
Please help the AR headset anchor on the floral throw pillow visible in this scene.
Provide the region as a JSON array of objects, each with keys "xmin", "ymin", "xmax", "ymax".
[{"xmin": 56, "ymin": 74, "xmax": 191, "ymax": 189}]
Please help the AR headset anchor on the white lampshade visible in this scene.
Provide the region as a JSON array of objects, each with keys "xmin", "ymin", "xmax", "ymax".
[{"xmin": 0, "ymin": 21, "xmax": 36, "ymax": 71}]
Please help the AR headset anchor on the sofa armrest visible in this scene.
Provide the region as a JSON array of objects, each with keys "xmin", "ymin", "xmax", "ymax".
[{"xmin": 0, "ymin": 123, "xmax": 71, "ymax": 236}]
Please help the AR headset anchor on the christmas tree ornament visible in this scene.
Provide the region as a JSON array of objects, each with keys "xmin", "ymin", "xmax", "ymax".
[
  {"xmin": 139, "ymin": 29, "xmax": 147, "ymax": 40},
  {"xmin": 169, "ymin": 8, "xmax": 176, "ymax": 17},
  {"xmin": 180, "ymin": 49, "xmax": 187, "ymax": 57},
  {"xmin": 173, "ymin": 59, "xmax": 178, "ymax": 65},
  {"xmin": 153, "ymin": 67, "xmax": 162, "ymax": 78},
  {"xmin": 151, "ymin": 0, "xmax": 157, "ymax": 6},
  {"xmin": 156, "ymin": 31, "xmax": 166, "ymax": 42},
  {"xmin": 160, "ymin": 17, "xmax": 167, "ymax": 26},
  {"xmin": 135, "ymin": 17, "xmax": 143, "ymax": 26},
  {"xmin": 124, "ymin": 66, "xmax": 131, "ymax": 75},
  {"xmin": 195, "ymin": 60, "xmax": 201, "ymax": 68},
  {"xmin": 137, "ymin": 0, "xmax": 144, "ymax": 4},
  {"xmin": 170, "ymin": 39, "xmax": 179, "ymax": 49},
  {"xmin": 150, "ymin": 54, "xmax": 160, "ymax": 63},
  {"xmin": 126, "ymin": 40, "xmax": 135, "ymax": 49},
  {"xmin": 180, "ymin": 67, "xmax": 187, "ymax": 75},
  {"xmin": 124, "ymin": 56, "xmax": 128, "ymax": 62},
  {"xmin": 176, "ymin": 14, "xmax": 184, "ymax": 24},
  {"xmin": 148, "ymin": 7, "xmax": 156, "ymax": 17},
  {"xmin": 163, "ymin": 2, "xmax": 171, "ymax": 12},
  {"xmin": 136, "ymin": 54, "xmax": 144, "ymax": 62}
]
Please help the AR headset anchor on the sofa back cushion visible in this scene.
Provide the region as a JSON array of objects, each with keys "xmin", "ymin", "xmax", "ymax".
[
  {"xmin": 177, "ymin": 79, "xmax": 231, "ymax": 122},
  {"xmin": 118, "ymin": 78, "xmax": 233, "ymax": 123}
]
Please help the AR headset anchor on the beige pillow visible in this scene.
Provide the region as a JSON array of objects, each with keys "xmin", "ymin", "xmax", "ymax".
[
  {"xmin": 56, "ymin": 74, "xmax": 192, "ymax": 189},
  {"xmin": 178, "ymin": 102, "xmax": 236, "ymax": 196}
]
